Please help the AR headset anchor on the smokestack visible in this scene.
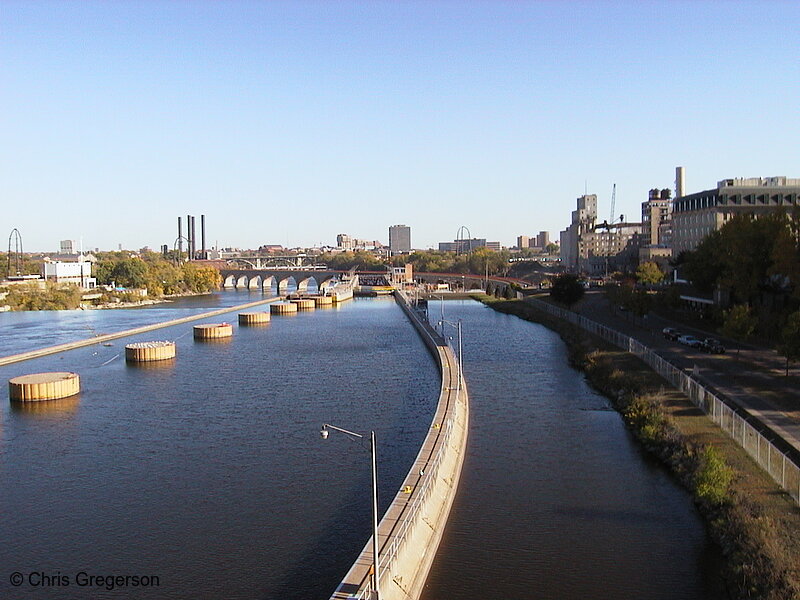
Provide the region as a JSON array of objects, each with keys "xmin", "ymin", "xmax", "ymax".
[
  {"xmin": 676, "ymin": 166, "xmax": 685, "ymax": 198},
  {"xmin": 178, "ymin": 217, "xmax": 183, "ymax": 255},
  {"xmin": 190, "ymin": 215, "xmax": 196, "ymax": 260},
  {"xmin": 201, "ymin": 215, "xmax": 206, "ymax": 259},
  {"xmin": 186, "ymin": 214, "xmax": 192, "ymax": 260}
]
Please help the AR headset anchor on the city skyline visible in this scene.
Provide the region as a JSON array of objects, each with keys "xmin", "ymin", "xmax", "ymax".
[{"xmin": 3, "ymin": 1, "xmax": 798, "ymax": 251}]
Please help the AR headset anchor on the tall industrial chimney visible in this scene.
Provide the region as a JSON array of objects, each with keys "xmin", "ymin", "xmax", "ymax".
[
  {"xmin": 186, "ymin": 214, "xmax": 192, "ymax": 260},
  {"xmin": 201, "ymin": 215, "xmax": 206, "ymax": 259},
  {"xmin": 676, "ymin": 166, "xmax": 685, "ymax": 198},
  {"xmin": 178, "ymin": 217, "xmax": 183, "ymax": 255},
  {"xmin": 190, "ymin": 215, "xmax": 196, "ymax": 260}
]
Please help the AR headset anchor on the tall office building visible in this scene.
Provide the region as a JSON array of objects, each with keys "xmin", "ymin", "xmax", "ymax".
[{"xmin": 389, "ymin": 225, "xmax": 411, "ymax": 254}]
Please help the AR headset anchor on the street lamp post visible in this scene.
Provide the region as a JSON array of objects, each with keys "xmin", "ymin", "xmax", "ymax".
[
  {"xmin": 438, "ymin": 318, "xmax": 463, "ymax": 397},
  {"xmin": 320, "ymin": 423, "xmax": 380, "ymax": 599}
]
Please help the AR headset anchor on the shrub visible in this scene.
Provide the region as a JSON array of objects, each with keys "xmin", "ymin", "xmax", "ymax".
[{"xmin": 694, "ymin": 446, "xmax": 733, "ymax": 507}]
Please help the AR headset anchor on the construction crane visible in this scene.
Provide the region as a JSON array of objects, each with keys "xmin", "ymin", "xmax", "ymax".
[{"xmin": 596, "ymin": 184, "xmax": 622, "ymax": 231}]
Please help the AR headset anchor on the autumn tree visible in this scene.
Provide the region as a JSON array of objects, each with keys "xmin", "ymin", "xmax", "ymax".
[{"xmin": 636, "ymin": 261, "xmax": 664, "ymax": 286}]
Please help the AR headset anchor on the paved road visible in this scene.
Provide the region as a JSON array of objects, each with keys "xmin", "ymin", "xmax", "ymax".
[{"xmin": 563, "ymin": 291, "xmax": 800, "ymax": 456}]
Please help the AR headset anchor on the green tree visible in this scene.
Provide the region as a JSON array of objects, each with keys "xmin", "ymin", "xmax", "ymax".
[
  {"xmin": 550, "ymin": 273, "xmax": 584, "ymax": 308},
  {"xmin": 110, "ymin": 258, "xmax": 149, "ymax": 289},
  {"xmin": 181, "ymin": 263, "xmax": 222, "ymax": 293},
  {"xmin": 778, "ymin": 311, "xmax": 800, "ymax": 376},
  {"xmin": 635, "ymin": 261, "xmax": 664, "ymax": 286},
  {"xmin": 721, "ymin": 304, "xmax": 757, "ymax": 356}
]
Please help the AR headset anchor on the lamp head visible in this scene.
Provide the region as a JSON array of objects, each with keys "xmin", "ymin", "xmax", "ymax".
[{"xmin": 320, "ymin": 426, "xmax": 329, "ymax": 439}]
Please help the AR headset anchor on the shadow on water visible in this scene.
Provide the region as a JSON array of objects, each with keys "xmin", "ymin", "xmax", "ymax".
[{"xmin": 263, "ymin": 472, "xmax": 375, "ymax": 600}]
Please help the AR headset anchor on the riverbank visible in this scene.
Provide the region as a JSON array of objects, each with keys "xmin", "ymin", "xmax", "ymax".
[
  {"xmin": 476, "ymin": 294, "xmax": 800, "ymax": 600},
  {"xmin": 85, "ymin": 291, "xmax": 215, "ymax": 310}
]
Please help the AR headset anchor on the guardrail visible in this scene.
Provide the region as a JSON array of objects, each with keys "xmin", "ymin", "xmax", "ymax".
[{"xmin": 525, "ymin": 297, "xmax": 800, "ymax": 505}]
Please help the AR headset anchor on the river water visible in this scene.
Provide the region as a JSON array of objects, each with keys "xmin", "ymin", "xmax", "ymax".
[
  {"xmin": 0, "ymin": 289, "xmax": 286, "ymax": 356},
  {"xmin": 0, "ymin": 294, "xmax": 720, "ymax": 599},
  {"xmin": 422, "ymin": 300, "xmax": 722, "ymax": 600},
  {"xmin": 0, "ymin": 294, "xmax": 439, "ymax": 599}
]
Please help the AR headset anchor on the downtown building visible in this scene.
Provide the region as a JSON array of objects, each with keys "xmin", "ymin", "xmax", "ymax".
[
  {"xmin": 438, "ymin": 238, "xmax": 493, "ymax": 252},
  {"xmin": 516, "ymin": 231, "xmax": 550, "ymax": 250},
  {"xmin": 672, "ymin": 169, "xmax": 800, "ymax": 254},
  {"xmin": 388, "ymin": 224, "xmax": 411, "ymax": 254}
]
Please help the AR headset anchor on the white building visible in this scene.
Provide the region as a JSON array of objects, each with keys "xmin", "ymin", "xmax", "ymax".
[{"xmin": 41, "ymin": 261, "xmax": 97, "ymax": 289}]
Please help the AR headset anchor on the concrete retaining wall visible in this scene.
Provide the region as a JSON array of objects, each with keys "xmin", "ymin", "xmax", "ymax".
[{"xmin": 330, "ymin": 292, "xmax": 469, "ymax": 600}]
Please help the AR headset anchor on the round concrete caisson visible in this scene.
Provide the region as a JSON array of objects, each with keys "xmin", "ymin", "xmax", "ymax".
[
  {"xmin": 193, "ymin": 323, "xmax": 234, "ymax": 340},
  {"xmin": 9, "ymin": 372, "xmax": 80, "ymax": 401},
  {"xmin": 291, "ymin": 298, "xmax": 316, "ymax": 311},
  {"xmin": 125, "ymin": 341, "xmax": 177, "ymax": 363},
  {"xmin": 238, "ymin": 312, "xmax": 271, "ymax": 325},
  {"xmin": 314, "ymin": 295, "xmax": 333, "ymax": 307},
  {"xmin": 270, "ymin": 302, "xmax": 298, "ymax": 315}
]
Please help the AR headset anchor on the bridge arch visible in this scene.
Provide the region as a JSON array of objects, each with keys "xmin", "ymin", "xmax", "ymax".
[
  {"xmin": 223, "ymin": 274, "xmax": 236, "ymax": 289},
  {"xmin": 237, "ymin": 275, "xmax": 249, "ymax": 289},
  {"xmin": 318, "ymin": 276, "xmax": 335, "ymax": 293},
  {"xmin": 297, "ymin": 276, "xmax": 318, "ymax": 292},
  {"xmin": 277, "ymin": 275, "xmax": 296, "ymax": 294},
  {"xmin": 248, "ymin": 275, "xmax": 262, "ymax": 291},
  {"xmin": 262, "ymin": 275, "xmax": 278, "ymax": 294}
]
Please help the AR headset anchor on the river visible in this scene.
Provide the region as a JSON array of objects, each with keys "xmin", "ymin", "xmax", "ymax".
[
  {"xmin": 0, "ymin": 294, "xmax": 720, "ymax": 599},
  {"xmin": 0, "ymin": 294, "xmax": 439, "ymax": 599},
  {"xmin": 421, "ymin": 299, "xmax": 722, "ymax": 600}
]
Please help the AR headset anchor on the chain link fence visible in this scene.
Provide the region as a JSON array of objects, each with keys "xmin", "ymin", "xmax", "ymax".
[{"xmin": 526, "ymin": 297, "xmax": 800, "ymax": 505}]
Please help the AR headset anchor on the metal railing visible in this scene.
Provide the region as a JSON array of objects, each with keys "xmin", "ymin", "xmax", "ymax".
[{"xmin": 525, "ymin": 297, "xmax": 800, "ymax": 505}]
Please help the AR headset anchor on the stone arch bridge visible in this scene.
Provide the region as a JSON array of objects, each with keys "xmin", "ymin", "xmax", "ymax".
[{"xmin": 219, "ymin": 269, "xmax": 348, "ymax": 293}]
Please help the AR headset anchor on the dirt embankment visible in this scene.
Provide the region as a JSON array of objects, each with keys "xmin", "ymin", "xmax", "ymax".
[{"xmin": 478, "ymin": 295, "xmax": 800, "ymax": 600}]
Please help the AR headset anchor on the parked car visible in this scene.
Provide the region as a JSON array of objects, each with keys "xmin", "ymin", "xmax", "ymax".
[
  {"xmin": 662, "ymin": 327, "xmax": 680, "ymax": 340},
  {"xmin": 677, "ymin": 335, "xmax": 703, "ymax": 348},
  {"xmin": 701, "ymin": 338, "xmax": 726, "ymax": 354}
]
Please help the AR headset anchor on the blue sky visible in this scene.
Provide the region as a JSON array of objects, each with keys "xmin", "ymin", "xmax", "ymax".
[{"xmin": 2, "ymin": 1, "xmax": 798, "ymax": 252}]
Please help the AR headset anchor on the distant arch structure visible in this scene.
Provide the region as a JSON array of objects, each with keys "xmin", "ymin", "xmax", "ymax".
[
  {"xmin": 456, "ymin": 225, "xmax": 471, "ymax": 255},
  {"xmin": 7, "ymin": 228, "xmax": 23, "ymax": 277}
]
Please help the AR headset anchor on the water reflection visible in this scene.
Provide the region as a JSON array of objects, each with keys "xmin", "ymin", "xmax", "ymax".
[
  {"xmin": 124, "ymin": 357, "xmax": 177, "ymax": 370},
  {"xmin": 10, "ymin": 394, "xmax": 80, "ymax": 418}
]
